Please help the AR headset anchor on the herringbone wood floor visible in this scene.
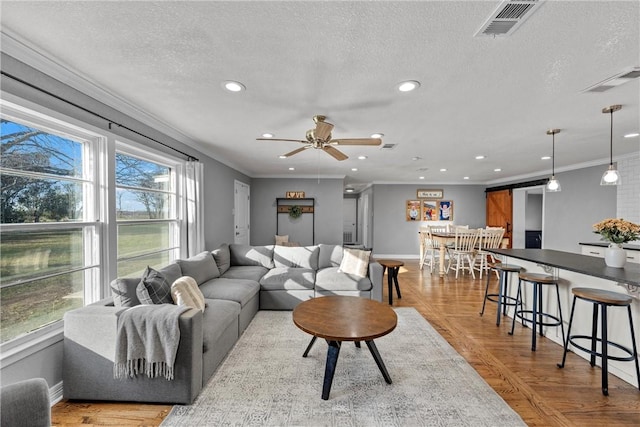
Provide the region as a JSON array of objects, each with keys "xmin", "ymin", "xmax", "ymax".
[{"xmin": 52, "ymin": 260, "xmax": 640, "ymax": 426}]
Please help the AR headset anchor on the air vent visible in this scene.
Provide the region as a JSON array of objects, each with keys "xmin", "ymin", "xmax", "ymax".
[
  {"xmin": 380, "ymin": 143, "xmax": 397, "ymax": 150},
  {"xmin": 582, "ymin": 67, "xmax": 640, "ymax": 93},
  {"xmin": 475, "ymin": 0, "xmax": 544, "ymax": 37}
]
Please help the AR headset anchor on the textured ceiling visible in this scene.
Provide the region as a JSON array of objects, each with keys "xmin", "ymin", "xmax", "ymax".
[{"xmin": 1, "ymin": 1, "xmax": 638, "ymax": 190}]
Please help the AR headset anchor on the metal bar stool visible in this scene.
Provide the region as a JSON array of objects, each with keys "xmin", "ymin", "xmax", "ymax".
[
  {"xmin": 480, "ymin": 263, "xmax": 523, "ymax": 326},
  {"xmin": 509, "ymin": 272, "xmax": 565, "ymax": 351},
  {"xmin": 557, "ymin": 287, "xmax": 640, "ymax": 396}
]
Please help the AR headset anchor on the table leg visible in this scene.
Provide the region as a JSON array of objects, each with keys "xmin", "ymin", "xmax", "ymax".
[
  {"xmin": 392, "ymin": 267, "xmax": 401, "ymax": 299},
  {"xmin": 387, "ymin": 267, "xmax": 394, "ymax": 305},
  {"xmin": 322, "ymin": 340, "xmax": 341, "ymax": 400},
  {"xmin": 365, "ymin": 340, "xmax": 392, "ymax": 384},
  {"xmin": 302, "ymin": 336, "xmax": 317, "ymax": 357}
]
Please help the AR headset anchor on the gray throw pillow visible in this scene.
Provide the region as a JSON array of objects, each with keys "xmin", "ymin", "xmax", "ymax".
[
  {"xmin": 110, "ymin": 277, "xmax": 141, "ymax": 307},
  {"xmin": 177, "ymin": 251, "xmax": 220, "ymax": 284},
  {"xmin": 136, "ymin": 266, "xmax": 173, "ymax": 305},
  {"xmin": 212, "ymin": 244, "xmax": 231, "ymax": 275}
]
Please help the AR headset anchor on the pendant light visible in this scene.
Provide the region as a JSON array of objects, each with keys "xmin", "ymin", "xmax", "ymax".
[
  {"xmin": 600, "ymin": 104, "xmax": 622, "ymax": 185},
  {"xmin": 546, "ymin": 129, "xmax": 561, "ymax": 192}
]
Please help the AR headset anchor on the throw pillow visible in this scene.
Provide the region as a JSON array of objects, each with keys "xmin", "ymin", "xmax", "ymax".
[
  {"xmin": 212, "ymin": 244, "xmax": 231, "ymax": 275},
  {"xmin": 275, "ymin": 234, "xmax": 289, "ymax": 246},
  {"xmin": 110, "ymin": 277, "xmax": 141, "ymax": 307},
  {"xmin": 171, "ymin": 276, "xmax": 205, "ymax": 313},
  {"xmin": 177, "ymin": 251, "xmax": 220, "ymax": 284},
  {"xmin": 136, "ymin": 266, "xmax": 173, "ymax": 305},
  {"xmin": 337, "ymin": 248, "xmax": 371, "ymax": 277}
]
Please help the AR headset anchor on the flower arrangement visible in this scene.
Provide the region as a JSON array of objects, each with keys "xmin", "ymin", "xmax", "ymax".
[{"xmin": 593, "ymin": 218, "xmax": 640, "ymax": 244}]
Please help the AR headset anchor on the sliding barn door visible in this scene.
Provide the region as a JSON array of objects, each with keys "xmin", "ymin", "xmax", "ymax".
[{"xmin": 486, "ymin": 189, "xmax": 513, "ymax": 248}]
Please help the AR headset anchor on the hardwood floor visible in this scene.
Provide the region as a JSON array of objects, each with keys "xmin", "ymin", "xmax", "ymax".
[{"xmin": 52, "ymin": 259, "xmax": 640, "ymax": 426}]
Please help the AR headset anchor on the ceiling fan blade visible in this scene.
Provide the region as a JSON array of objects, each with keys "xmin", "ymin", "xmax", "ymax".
[
  {"xmin": 330, "ymin": 138, "xmax": 382, "ymax": 146},
  {"xmin": 314, "ymin": 121, "xmax": 334, "ymax": 141},
  {"xmin": 323, "ymin": 145, "xmax": 348, "ymax": 161},
  {"xmin": 256, "ymin": 138, "xmax": 307, "ymax": 143},
  {"xmin": 282, "ymin": 146, "xmax": 312, "ymax": 157}
]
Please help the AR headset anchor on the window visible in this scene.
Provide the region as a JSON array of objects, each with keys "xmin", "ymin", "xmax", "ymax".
[
  {"xmin": 0, "ymin": 113, "xmax": 101, "ymax": 344},
  {"xmin": 115, "ymin": 149, "xmax": 181, "ymax": 277}
]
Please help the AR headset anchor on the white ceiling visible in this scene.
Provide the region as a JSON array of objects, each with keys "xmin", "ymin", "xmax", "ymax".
[{"xmin": 1, "ymin": 1, "xmax": 638, "ymax": 191}]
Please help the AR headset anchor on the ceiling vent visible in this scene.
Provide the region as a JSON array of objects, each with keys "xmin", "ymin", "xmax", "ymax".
[
  {"xmin": 474, "ymin": 0, "xmax": 545, "ymax": 37},
  {"xmin": 582, "ymin": 67, "xmax": 640, "ymax": 93},
  {"xmin": 380, "ymin": 143, "xmax": 397, "ymax": 150}
]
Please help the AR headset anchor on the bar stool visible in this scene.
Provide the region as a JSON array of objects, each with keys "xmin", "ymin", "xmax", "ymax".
[
  {"xmin": 509, "ymin": 272, "xmax": 565, "ymax": 351},
  {"xmin": 557, "ymin": 288, "xmax": 640, "ymax": 396},
  {"xmin": 480, "ymin": 263, "xmax": 523, "ymax": 326}
]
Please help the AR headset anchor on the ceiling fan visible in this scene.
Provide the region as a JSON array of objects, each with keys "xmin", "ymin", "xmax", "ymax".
[{"xmin": 256, "ymin": 115, "xmax": 382, "ymax": 161}]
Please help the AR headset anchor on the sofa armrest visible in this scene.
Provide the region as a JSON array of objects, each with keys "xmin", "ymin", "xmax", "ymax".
[
  {"xmin": 368, "ymin": 261, "xmax": 383, "ymax": 302},
  {"xmin": 63, "ymin": 304, "xmax": 204, "ymax": 404}
]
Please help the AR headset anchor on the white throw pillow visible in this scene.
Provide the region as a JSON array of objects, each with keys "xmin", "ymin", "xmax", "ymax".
[
  {"xmin": 171, "ymin": 276, "xmax": 206, "ymax": 313},
  {"xmin": 337, "ymin": 248, "xmax": 371, "ymax": 277},
  {"xmin": 275, "ymin": 234, "xmax": 289, "ymax": 246}
]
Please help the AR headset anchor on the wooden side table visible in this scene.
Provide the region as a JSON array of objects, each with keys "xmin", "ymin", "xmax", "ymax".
[{"xmin": 376, "ymin": 259, "xmax": 404, "ymax": 305}]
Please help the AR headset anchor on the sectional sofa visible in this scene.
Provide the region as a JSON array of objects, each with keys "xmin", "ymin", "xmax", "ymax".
[{"xmin": 63, "ymin": 243, "xmax": 383, "ymax": 404}]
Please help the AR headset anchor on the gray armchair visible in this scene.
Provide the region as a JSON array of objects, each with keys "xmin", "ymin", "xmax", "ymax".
[{"xmin": 1, "ymin": 378, "xmax": 51, "ymax": 427}]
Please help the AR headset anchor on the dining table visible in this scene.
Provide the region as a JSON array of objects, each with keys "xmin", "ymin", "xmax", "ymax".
[{"xmin": 419, "ymin": 230, "xmax": 509, "ymax": 277}]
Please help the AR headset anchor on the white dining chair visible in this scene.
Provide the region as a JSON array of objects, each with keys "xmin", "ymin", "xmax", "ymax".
[
  {"xmin": 474, "ymin": 227, "xmax": 505, "ymax": 279},
  {"xmin": 449, "ymin": 228, "xmax": 480, "ymax": 278},
  {"xmin": 420, "ymin": 226, "xmax": 449, "ymax": 274}
]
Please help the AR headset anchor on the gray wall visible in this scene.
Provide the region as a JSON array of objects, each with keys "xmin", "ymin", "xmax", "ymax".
[
  {"xmin": 250, "ymin": 178, "xmax": 344, "ymax": 246},
  {"xmin": 525, "ymin": 194, "xmax": 543, "ymax": 230},
  {"xmin": 543, "ymin": 164, "xmax": 616, "ymax": 252},
  {"xmin": 371, "ymin": 184, "xmax": 487, "ymax": 256}
]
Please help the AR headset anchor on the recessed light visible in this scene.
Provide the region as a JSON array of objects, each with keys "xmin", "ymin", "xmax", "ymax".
[
  {"xmin": 412, "ymin": 156, "xmax": 422, "ymax": 161},
  {"xmin": 262, "ymin": 133, "xmax": 274, "ymax": 138},
  {"xmin": 345, "ymin": 188, "xmax": 354, "ymax": 193},
  {"xmin": 397, "ymin": 80, "xmax": 421, "ymax": 92},
  {"xmin": 439, "ymin": 168, "xmax": 447, "ymax": 172},
  {"xmin": 541, "ymin": 156, "xmax": 551, "ymax": 160},
  {"xmin": 357, "ymin": 155, "xmax": 368, "ymax": 160},
  {"xmin": 463, "ymin": 176, "xmax": 470, "ymax": 180},
  {"xmin": 371, "ymin": 133, "xmax": 384, "ymax": 139},
  {"xmin": 288, "ymin": 167, "xmax": 295, "ymax": 171},
  {"xmin": 624, "ymin": 132, "xmax": 639, "ymax": 138},
  {"xmin": 351, "ymin": 168, "xmax": 358, "ymax": 172},
  {"xmin": 475, "ymin": 155, "xmax": 486, "ymax": 160},
  {"xmin": 419, "ymin": 176, "xmax": 425, "ymax": 180},
  {"xmin": 222, "ymin": 80, "xmax": 245, "ymax": 92},
  {"xmin": 494, "ymin": 168, "xmax": 502, "ymax": 172}
]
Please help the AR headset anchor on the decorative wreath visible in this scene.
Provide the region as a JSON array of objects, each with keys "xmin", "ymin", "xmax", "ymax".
[{"xmin": 288, "ymin": 205, "xmax": 303, "ymax": 219}]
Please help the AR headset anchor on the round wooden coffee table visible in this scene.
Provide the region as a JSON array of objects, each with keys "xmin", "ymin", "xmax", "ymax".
[{"xmin": 292, "ymin": 295, "xmax": 397, "ymax": 400}]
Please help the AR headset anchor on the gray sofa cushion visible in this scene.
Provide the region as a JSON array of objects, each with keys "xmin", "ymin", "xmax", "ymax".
[
  {"xmin": 221, "ymin": 265, "xmax": 269, "ymax": 282},
  {"xmin": 158, "ymin": 262, "xmax": 182, "ymax": 287},
  {"xmin": 212, "ymin": 244, "xmax": 231, "ymax": 275},
  {"xmin": 273, "ymin": 245, "xmax": 319, "ymax": 269},
  {"xmin": 201, "ymin": 299, "xmax": 240, "ymax": 354},
  {"xmin": 177, "ymin": 251, "xmax": 220, "ymax": 284},
  {"xmin": 198, "ymin": 278, "xmax": 260, "ymax": 307},
  {"xmin": 318, "ymin": 244, "xmax": 344, "ymax": 269},
  {"xmin": 230, "ymin": 244, "xmax": 275, "ymax": 269},
  {"xmin": 315, "ymin": 266, "xmax": 373, "ymax": 291},
  {"xmin": 110, "ymin": 277, "xmax": 141, "ymax": 307},
  {"xmin": 259, "ymin": 267, "xmax": 316, "ymax": 290}
]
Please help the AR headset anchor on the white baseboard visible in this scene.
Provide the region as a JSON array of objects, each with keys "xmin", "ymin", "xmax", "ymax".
[
  {"xmin": 50, "ymin": 381, "xmax": 63, "ymax": 405},
  {"xmin": 372, "ymin": 254, "xmax": 420, "ymax": 260}
]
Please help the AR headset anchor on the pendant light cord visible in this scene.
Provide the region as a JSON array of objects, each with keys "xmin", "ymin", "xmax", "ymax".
[
  {"xmin": 609, "ymin": 109, "xmax": 614, "ymax": 166},
  {"xmin": 552, "ymin": 132, "xmax": 555, "ymax": 175}
]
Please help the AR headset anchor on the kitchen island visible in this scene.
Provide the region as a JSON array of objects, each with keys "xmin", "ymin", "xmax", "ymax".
[{"xmin": 486, "ymin": 248, "xmax": 640, "ymax": 388}]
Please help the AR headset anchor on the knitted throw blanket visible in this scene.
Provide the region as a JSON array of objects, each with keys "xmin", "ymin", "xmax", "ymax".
[{"xmin": 114, "ymin": 304, "xmax": 189, "ymax": 381}]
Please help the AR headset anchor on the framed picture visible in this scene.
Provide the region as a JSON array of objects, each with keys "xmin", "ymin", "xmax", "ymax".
[
  {"xmin": 417, "ymin": 189, "xmax": 443, "ymax": 199},
  {"xmin": 438, "ymin": 200, "xmax": 453, "ymax": 221},
  {"xmin": 406, "ymin": 200, "xmax": 421, "ymax": 221},
  {"xmin": 422, "ymin": 200, "xmax": 438, "ymax": 221}
]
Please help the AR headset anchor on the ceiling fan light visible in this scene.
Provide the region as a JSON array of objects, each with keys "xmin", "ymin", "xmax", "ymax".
[
  {"xmin": 397, "ymin": 80, "xmax": 420, "ymax": 92},
  {"xmin": 600, "ymin": 165, "xmax": 621, "ymax": 185},
  {"xmin": 371, "ymin": 133, "xmax": 384, "ymax": 138},
  {"xmin": 547, "ymin": 176, "xmax": 561, "ymax": 192},
  {"xmin": 262, "ymin": 133, "xmax": 274, "ymax": 138}
]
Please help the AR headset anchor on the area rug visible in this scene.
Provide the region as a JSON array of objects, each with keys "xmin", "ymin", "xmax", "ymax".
[{"xmin": 161, "ymin": 308, "xmax": 525, "ymax": 426}]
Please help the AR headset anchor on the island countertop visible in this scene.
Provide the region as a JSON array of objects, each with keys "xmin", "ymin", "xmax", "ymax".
[{"xmin": 486, "ymin": 248, "xmax": 640, "ymax": 287}]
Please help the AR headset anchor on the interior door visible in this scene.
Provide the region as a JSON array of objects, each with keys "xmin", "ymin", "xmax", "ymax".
[
  {"xmin": 486, "ymin": 189, "xmax": 513, "ymax": 248},
  {"xmin": 234, "ymin": 180, "xmax": 250, "ymax": 245},
  {"xmin": 343, "ymin": 198, "xmax": 357, "ymax": 244}
]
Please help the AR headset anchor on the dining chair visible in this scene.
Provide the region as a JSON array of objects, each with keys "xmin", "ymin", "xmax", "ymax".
[
  {"xmin": 474, "ymin": 227, "xmax": 505, "ymax": 279},
  {"xmin": 420, "ymin": 226, "xmax": 448, "ymax": 274},
  {"xmin": 449, "ymin": 227, "xmax": 480, "ymax": 278}
]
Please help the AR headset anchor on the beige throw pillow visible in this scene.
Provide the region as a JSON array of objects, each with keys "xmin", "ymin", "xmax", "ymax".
[
  {"xmin": 337, "ymin": 248, "xmax": 371, "ymax": 277},
  {"xmin": 275, "ymin": 235, "xmax": 289, "ymax": 246},
  {"xmin": 171, "ymin": 276, "xmax": 206, "ymax": 313}
]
